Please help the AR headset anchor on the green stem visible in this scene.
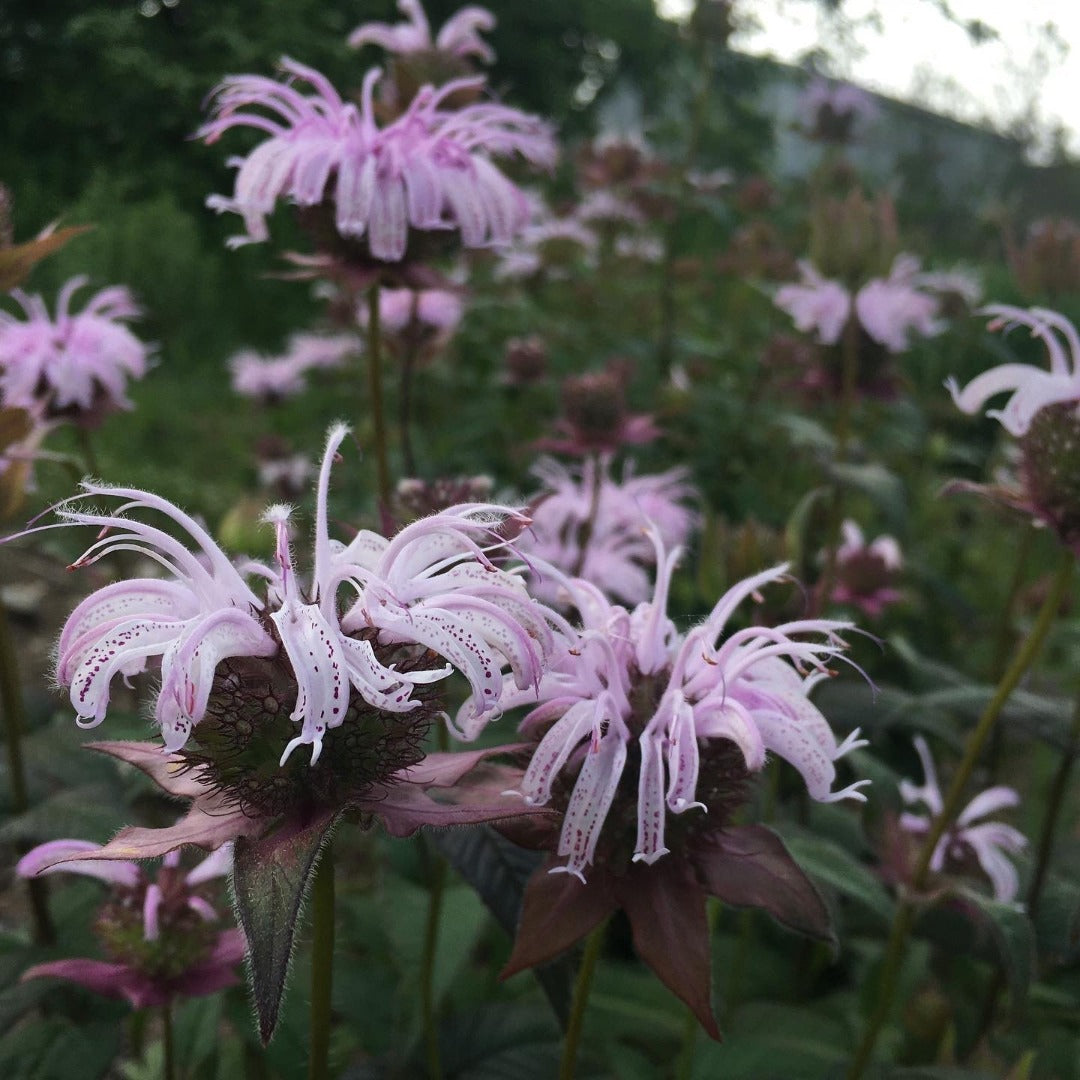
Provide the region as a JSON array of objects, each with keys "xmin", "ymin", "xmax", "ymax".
[
  {"xmin": 162, "ymin": 1002, "xmax": 176, "ymax": 1080},
  {"xmin": 366, "ymin": 285, "xmax": 392, "ymax": 511},
  {"xmin": 816, "ymin": 316, "xmax": 860, "ymax": 614},
  {"xmin": 846, "ymin": 549, "xmax": 1074, "ymax": 1080},
  {"xmin": 420, "ymin": 843, "xmax": 446, "ymax": 1080},
  {"xmin": 558, "ymin": 921, "xmax": 607, "ymax": 1080},
  {"xmin": 1027, "ymin": 682, "xmax": 1080, "ymax": 919},
  {"xmin": 985, "ymin": 524, "xmax": 1036, "ymax": 775},
  {"xmin": 308, "ymin": 846, "xmax": 336, "ymax": 1080},
  {"xmin": 0, "ymin": 596, "xmax": 54, "ymax": 944}
]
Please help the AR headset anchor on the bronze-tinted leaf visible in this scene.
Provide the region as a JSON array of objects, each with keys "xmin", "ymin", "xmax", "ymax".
[
  {"xmin": 501, "ymin": 858, "xmax": 617, "ymax": 978},
  {"xmin": 695, "ymin": 824, "xmax": 835, "ymax": 945},
  {"xmin": 615, "ymin": 859, "xmax": 719, "ymax": 1040}
]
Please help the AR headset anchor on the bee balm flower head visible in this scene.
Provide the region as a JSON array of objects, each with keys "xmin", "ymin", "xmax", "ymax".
[{"xmin": 199, "ymin": 59, "xmax": 556, "ymax": 263}]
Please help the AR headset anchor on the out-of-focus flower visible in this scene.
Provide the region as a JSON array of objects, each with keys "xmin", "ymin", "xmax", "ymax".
[
  {"xmin": 229, "ymin": 351, "xmax": 308, "ymax": 401},
  {"xmin": 774, "ymin": 261, "xmax": 851, "ymax": 345},
  {"xmin": 229, "ymin": 331, "xmax": 359, "ymax": 402},
  {"xmin": 540, "ymin": 360, "xmax": 658, "ymax": 456},
  {"xmin": 828, "ymin": 520, "xmax": 902, "ymax": 618},
  {"xmin": 493, "ymin": 212, "xmax": 598, "ymax": 282},
  {"xmin": 899, "ymin": 736, "xmax": 1026, "ymax": 902},
  {"xmin": 283, "ymin": 330, "xmax": 360, "ymax": 370},
  {"xmin": 947, "ymin": 305, "xmax": 1080, "ymax": 437},
  {"xmin": 200, "ymin": 59, "xmax": 556, "ymax": 262},
  {"xmin": 0, "ymin": 276, "xmax": 150, "ymax": 421},
  {"xmin": 348, "ymin": 0, "xmax": 496, "ymax": 64},
  {"xmin": 776, "ymin": 255, "xmax": 942, "ymax": 354},
  {"xmin": 394, "ymin": 474, "xmax": 494, "ymax": 521},
  {"xmin": 360, "ymin": 287, "xmax": 464, "ymax": 359},
  {"xmin": 495, "ymin": 543, "xmax": 864, "ymax": 1035},
  {"xmin": 501, "ymin": 335, "xmax": 548, "ymax": 386},
  {"xmin": 917, "ymin": 267, "xmax": 982, "ymax": 314},
  {"xmin": 519, "ymin": 456, "xmax": 698, "ymax": 606},
  {"xmin": 797, "ymin": 77, "xmax": 878, "ymax": 143},
  {"xmin": 253, "ymin": 436, "xmax": 315, "ymax": 498},
  {"xmin": 1006, "ymin": 216, "xmax": 1080, "ymax": 300},
  {"xmin": 575, "ymin": 190, "xmax": 644, "ymax": 228},
  {"xmin": 854, "ymin": 254, "xmax": 943, "ymax": 352},
  {"xmin": 18, "ymin": 839, "xmax": 244, "ymax": 1008},
  {"xmin": 613, "ymin": 234, "xmax": 664, "ymax": 264}
]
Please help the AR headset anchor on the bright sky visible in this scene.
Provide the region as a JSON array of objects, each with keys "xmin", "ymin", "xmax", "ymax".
[{"xmin": 657, "ymin": 0, "xmax": 1080, "ymax": 160}]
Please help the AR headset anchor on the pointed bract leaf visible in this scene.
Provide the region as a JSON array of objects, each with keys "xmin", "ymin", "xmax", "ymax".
[
  {"xmin": 615, "ymin": 859, "xmax": 719, "ymax": 1040},
  {"xmin": 231, "ymin": 808, "xmax": 338, "ymax": 1044},
  {"xmin": 501, "ymin": 858, "xmax": 618, "ymax": 979},
  {"xmin": 694, "ymin": 825, "xmax": 834, "ymax": 945}
]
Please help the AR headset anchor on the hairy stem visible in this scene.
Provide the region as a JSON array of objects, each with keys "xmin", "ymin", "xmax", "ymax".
[
  {"xmin": 559, "ymin": 921, "xmax": 607, "ymax": 1080},
  {"xmin": 815, "ymin": 315, "xmax": 860, "ymax": 615},
  {"xmin": 308, "ymin": 846, "xmax": 336, "ymax": 1080},
  {"xmin": 366, "ymin": 284, "xmax": 392, "ymax": 511},
  {"xmin": 846, "ymin": 548, "xmax": 1074, "ymax": 1079}
]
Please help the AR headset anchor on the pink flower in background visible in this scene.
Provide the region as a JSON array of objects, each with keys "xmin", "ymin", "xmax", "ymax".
[
  {"xmin": 519, "ymin": 456, "xmax": 698, "ymax": 607},
  {"xmin": 349, "ymin": 0, "xmax": 496, "ymax": 63},
  {"xmin": 947, "ymin": 305, "xmax": 1080, "ymax": 436},
  {"xmin": 917, "ymin": 267, "xmax": 982, "ymax": 309},
  {"xmin": 774, "ymin": 261, "xmax": 851, "ymax": 345},
  {"xmin": 362, "ymin": 287, "xmax": 464, "ymax": 336},
  {"xmin": 229, "ymin": 331, "xmax": 359, "ymax": 401},
  {"xmin": 18, "ymin": 839, "xmax": 244, "ymax": 1008},
  {"xmin": 200, "ymin": 59, "xmax": 556, "ymax": 261},
  {"xmin": 798, "ymin": 77, "xmax": 878, "ymax": 141},
  {"xmin": 900, "ymin": 736, "xmax": 1027, "ymax": 902},
  {"xmin": 776, "ymin": 256, "xmax": 942, "ymax": 353},
  {"xmin": 855, "ymin": 255, "xmax": 943, "ymax": 352},
  {"xmin": 283, "ymin": 330, "xmax": 360, "ymax": 370},
  {"xmin": 575, "ymin": 190, "xmax": 644, "ymax": 227},
  {"xmin": 493, "ymin": 213, "xmax": 598, "ymax": 282},
  {"xmin": 829, "ymin": 520, "xmax": 903, "ymax": 618},
  {"xmin": 494, "ymin": 538, "xmax": 868, "ymax": 881},
  {"xmin": 229, "ymin": 350, "xmax": 308, "ymax": 401},
  {"xmin": 0, "ymin": 276, "xmax": 150, "ymax": 417}
]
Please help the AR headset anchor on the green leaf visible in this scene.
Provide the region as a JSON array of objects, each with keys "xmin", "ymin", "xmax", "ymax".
[
  {"xmin": 0, "ymin": 784, "xmax": 125, "ymax": 845},
  {"xmin": 829, "ymin": 461, "xmax": 907, "ymax": 530},
  {"xmin": 956, "ymin": 888, "xmax": 1036, "ymax": 1008},
  {"xmin": 1031, "ymin": 872, "xmax": 1080, "ymax": 958},
  {"xmin": 692, "ymin": 1002, "xmax": 847, "ymax": 1079},
  {"xmin": 431, "ymin": 825, "xmax": 573, "ymax": 1026},
  {"xmin": 231, "ymin": 808, "xmax": 338, "ymax": 1044},
  {"xmin": 775, "ymin": 826, "xmax": 895, "ymax": 923}
]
